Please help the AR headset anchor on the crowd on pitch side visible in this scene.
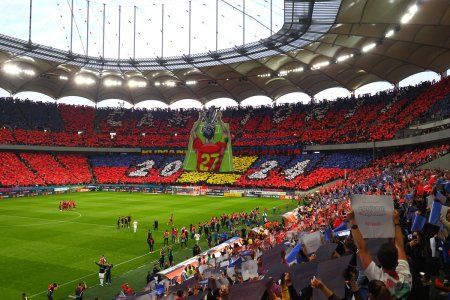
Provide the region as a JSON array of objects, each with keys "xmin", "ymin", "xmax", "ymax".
[{"xmin": 116, "ymin": 148, "xmax": 450, "ymax": 300}]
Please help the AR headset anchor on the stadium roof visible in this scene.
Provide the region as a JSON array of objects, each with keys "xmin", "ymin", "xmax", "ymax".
[{"xmin": 0, "ymin": 0, "xmax": 448, "ymax": 106}]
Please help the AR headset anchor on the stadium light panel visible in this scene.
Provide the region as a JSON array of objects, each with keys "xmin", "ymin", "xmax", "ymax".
[
  {"xmin": 186, "ymin": 80, "xmax": 197, "ymax": 85},
  {"xmin": 75, "ymin": 76, "xmax": 95, "ymax": 85},
  {"xmin": 127, "ymin": 80, "xmax": 147, "ymax": 88},
  {"xmin": 278, "ymin": 68, "xmax": 303, "ymax": 76},
  {"xmin": 59, "ymin": 75, "xmax": 69, "ymax": 81},
  {"xmin": 104, "ymin": 79, "xmax": 122, "ymax": 87},
  {"xmin": 4, "ymin": 64, "xmax": 21, "ymax": 75},
  {"xmin": 336, "ymin": 54, "xmax": 353, "ymax": 63},
  {"xmin": 311, "ymin": 61, "xmax": 329, "ymax": 70},
  {"xmin": 23, "ymin": 69, "xmax": 35, "ymax": 76},
  {"xmin": 385, "ymin": 29, "xmax": 395, "ymax": 38},
  {"xmin": 401, "ymin": 4, "xmax": 418, "ymax": 24},
  {"xmin": 362, "ymin": 43, "xmax": 376, "ymax": 53},
  {"xmin": 4, "ymin": 64, "xmax": 35, "ymax": 76}
]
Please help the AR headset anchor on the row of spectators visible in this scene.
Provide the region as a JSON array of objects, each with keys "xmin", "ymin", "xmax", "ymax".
[{"xmin": 1, "ymin": 77, "xmax": 449, "ymax": 147}]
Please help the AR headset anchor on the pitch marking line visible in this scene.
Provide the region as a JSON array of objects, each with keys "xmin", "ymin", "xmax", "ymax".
[{"xmin": 0, "ymin": 211, "xmax": 82, "ymax": 227}]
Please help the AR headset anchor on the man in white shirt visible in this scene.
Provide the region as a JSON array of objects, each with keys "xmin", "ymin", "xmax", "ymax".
[
  {"xmin": 133, "ymin": 220, "xmax": 138, "ymax": 233},
  {"xmin": 194, "ymin": 232, "xmax": 201, "ymax": 245},
  {"xmin": 348, "ymin": 209, "xmax": 412, "ymax": 299}
]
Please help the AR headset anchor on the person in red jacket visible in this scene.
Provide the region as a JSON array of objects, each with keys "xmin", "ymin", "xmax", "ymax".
[
  {"xmin": 163, "ymin": 230, "xmax": 169, "ymax": 246},
  {"xmin": 121, "ymin": 283, "xmax": 134, "ymax": 296},
  {"xmin": 47, "ymin": 282, "xmax": 58, "ymax": 300}
]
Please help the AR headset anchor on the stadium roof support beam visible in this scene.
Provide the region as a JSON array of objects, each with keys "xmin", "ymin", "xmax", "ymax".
[
  {"xmin": 0, "ymin": 0, "xmax": 341, "ymax": 71},
  {"xmin": 1, "ymin": 0, "xmax": 449, "ymax": 106}
]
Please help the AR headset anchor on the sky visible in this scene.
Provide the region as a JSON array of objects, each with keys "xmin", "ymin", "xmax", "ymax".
[{"xmin": 0, "ymin": 0, "xmax": 447, "ymax": 109}]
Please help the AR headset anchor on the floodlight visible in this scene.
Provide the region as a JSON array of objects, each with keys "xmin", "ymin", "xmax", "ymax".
[
  {"xmin": 385, "ymin": 29, "xmax": 395, "ymax": 38},
  {"xmin": 128, "ymin": 80, "xmax": 147, "ymax": 88},
  {"xmin": 104, "ymin": 79, "xmax": 122, "ymax": 87},
  {"xmin": 75, "ymin": 76, "xmax": 95, "ymax": 85},
  {"xmin": 362, "ymin": 43, "xmax": 376, "ymax": 53},
  {"xmin": 401, "ymin": 4, "xmax": 418, "ymax": 24}
]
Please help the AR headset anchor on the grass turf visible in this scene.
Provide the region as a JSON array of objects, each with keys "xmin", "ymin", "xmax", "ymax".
[{"xmin": 0, "ymin": 191, "xmax": 295, "ymax": 300}]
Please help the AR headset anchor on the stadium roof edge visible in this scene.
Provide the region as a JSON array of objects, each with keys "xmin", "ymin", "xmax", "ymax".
[{"xmin": 0, "ymin": 0, "xmax": 448, "ymax": 106}]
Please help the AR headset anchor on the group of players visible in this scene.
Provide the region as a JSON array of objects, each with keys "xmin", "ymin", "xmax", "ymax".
[
  {"xmin": 58, "ymin": 200, "xmax": 76, "ymax": 211},
  {"xmin": 46, "ymin": 206, "xmax": 271, "ymax": 299},
  {"xmin": 117, "ymin": 216, "xmax": 132, "ymax": 229},
  {"xmin": 148, "ymin": 208, "xmax": 262, "ymax": 254}
]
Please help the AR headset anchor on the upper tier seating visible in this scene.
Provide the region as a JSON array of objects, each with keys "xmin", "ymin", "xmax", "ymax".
[
  {"xmin": 58, "ymin": 104, "xmax": 95, "ymax": 133},
  {"xmin": 0, "ymin": 78, "xmax": 449, "ymax": 148},
  {"xmin": 0, "ymin": 128, "xmax": 15, "ymax": 144}
]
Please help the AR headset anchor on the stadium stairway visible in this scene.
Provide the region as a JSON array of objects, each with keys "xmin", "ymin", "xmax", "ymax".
[
  {"xmin": 18, "ymin": 153, "xmax": 42, "ymax": 180},
  {"xmin": 89, "ymin": 160, "xmax": 97, "ymax": 184}
]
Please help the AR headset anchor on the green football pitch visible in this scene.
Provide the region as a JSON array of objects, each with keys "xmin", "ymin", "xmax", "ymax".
[{"xmin": 0, "ymin": 191, "xmax": 295, "ymax": 300}]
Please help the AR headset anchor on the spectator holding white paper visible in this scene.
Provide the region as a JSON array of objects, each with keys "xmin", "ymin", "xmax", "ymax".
[{"xmin": 348, "ymin": 209, "xmax": 412, "ymax": 299}]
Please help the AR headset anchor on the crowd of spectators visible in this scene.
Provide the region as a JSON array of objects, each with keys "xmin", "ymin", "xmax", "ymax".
[
  {"xmin": 88, "ymin": 152, "xmax": 370, "ymax": 189},
  {"xmin": 0, "ymin": 78, "xmax": 449, "ymax": 149},
  {"xmin": 0, "ymin": 146, "xmax": 447, "ymax": 190},
  {"xmin": 130, "ymin": 145, "xmax": 450, "ymax": 300},
  {"xmin": 20, "ymin": 153, "xmax": 76, "ymax": 186},
  {"xmin": 0, "ymin": 152, "xmax": 45, "ymax": 186},
  {"xmin": 233, "ymin": 152, "xmax": 372, "ymax": 191}
]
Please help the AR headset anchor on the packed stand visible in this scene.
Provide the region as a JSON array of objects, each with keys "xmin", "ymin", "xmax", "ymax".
[
  {"xmin": 0, "ymin": 152, "xmax": 45, "ymax": 187},
  {"xmin": 235, "ymin": 152, "xmax": 372, "ymax": 191},
  {"xmin": 130, "ymin": 145, "xmax": 450, "ymax": 300},
  {"xmin": 0, "ymin": 78, "xmax": 449, "ymax": 149},
  {"xmin": 57, "ymin": 154, "xmax": 92, "ymax": 184},
  {"xmin": 20, "ymin": 153, "xmax": 77, "ymax": 185}
]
